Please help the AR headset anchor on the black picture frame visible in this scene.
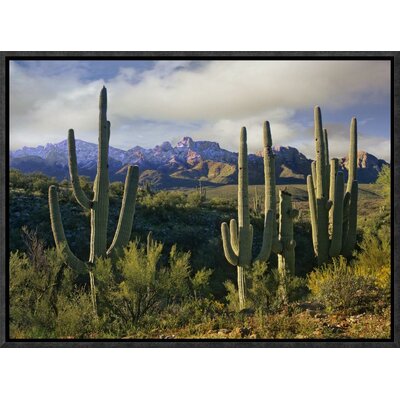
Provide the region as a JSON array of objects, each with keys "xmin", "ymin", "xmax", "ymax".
[{"xmin": 1, "ymin": 51, "xmax": 398, "ymax": 348}]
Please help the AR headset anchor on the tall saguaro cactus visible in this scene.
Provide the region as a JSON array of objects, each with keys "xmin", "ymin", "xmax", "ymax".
[
  {"xmin": 221, "ymin": 122, "xmax": 297, "ymax": 310},
  {"xmin": 48, "ymin": 87, "xmax": 139, "ymax": 310},
  {"xmin": 277, "ymin": 190, "xmax": 298, "ymax": 289},
  {"xmin": 221, "ymin": 126, "xmax": 274, "ymax": 310},
  {"xmin": 307, "ymin": 106, "xmax": 358, "ymax": 265}
]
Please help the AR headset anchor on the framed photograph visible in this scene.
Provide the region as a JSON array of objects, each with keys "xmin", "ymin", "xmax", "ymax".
[{"xmin": 0, "ymin": 52, "xmax": 398, "ymax": 347}]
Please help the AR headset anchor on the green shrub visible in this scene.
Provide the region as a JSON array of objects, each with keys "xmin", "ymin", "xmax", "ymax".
[
  {"xmin": 354, "ymin": 227, "xmax": 390, "ymax": 295},
  {"xmin": 114, "ymin": 238, "xmax": 164, "ymax": 325},
  {"xmin": 224, "ymin": 262, "xmax": 308, "ymax": 313},
  {"xmin": 187, "ymin": 192, "xmax": 203, "ymax": 207},
  {"xmin": 307, "ymin": 256, "xmax": 383, "ymax": 314},
  {"xmin": 55, "ymin": 291, "xmax": 100, "ymax": 339},
  {"xmin": 376, "ymin": 164, "xmax": 390, "ymax": 208},
  {"xmin": 109, "ymin": 181, "xmax": 124, "ymax": 197},
  {"xmin": 93, "ymin": 238, "xmax": 198, "ymax": 328},
  {"xmin": 140, "ymin": 190, "xmax": 187, "ymax": 211},
  {"xmin": 9, "ymin": 244, "xmax": 75, "ymax": 338},
  {"xmin": 9, "ymin": 169, "xmax": 57, "ymax": 194},
  {"xmin": 191, "ymin": 268, "xmax": 213, "ymax": 300}
]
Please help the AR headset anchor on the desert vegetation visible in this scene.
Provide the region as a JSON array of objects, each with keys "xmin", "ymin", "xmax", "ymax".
[{"xmin": 8, "ymin": 88, "xmax": 391, "ymax": 339}]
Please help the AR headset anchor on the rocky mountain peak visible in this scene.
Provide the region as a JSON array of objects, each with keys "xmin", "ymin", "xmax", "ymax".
[
  {"xmin": 176, "ymin": 136, "xmax": 195, "ymax": 148},
  {"xmin": 341, "ymin": 151, "xmax": 382, "ymax": 169}
]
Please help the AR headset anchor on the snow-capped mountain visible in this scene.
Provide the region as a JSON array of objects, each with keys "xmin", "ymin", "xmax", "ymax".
[{"xmin": 10, "ymin": 137, "xmax": 388, "ymax": 188}]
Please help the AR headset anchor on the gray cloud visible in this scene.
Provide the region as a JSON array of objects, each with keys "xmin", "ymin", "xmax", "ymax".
[{"xmin": 10, "ymin": 60, "xmax": 390, "ymax": 161}]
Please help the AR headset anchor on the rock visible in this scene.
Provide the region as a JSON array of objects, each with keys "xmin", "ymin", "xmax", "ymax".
[
  {"xmin": 239, "ymin": 327, "xmax": 251, "ymax": 337},
  {"xmin": 159, "ymin": 334, "xmax": 176, "ymax": 339}
]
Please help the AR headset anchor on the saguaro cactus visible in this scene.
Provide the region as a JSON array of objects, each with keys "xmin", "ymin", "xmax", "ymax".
[
  {"xmin": 277, "ymin": 190, "xmax": 298, "ymax": 302},
  {"xmin": 197, "ymin": 181, "xmax": 207, "ymax": 202},
  {"xmin": 221, "ymin": 126, "xmax": 274, "ymax": 310},
  {"xmin": 48, "ymin": 87, "xmax": 139, "ymax": 310},
  {"xmin": 307, "ymin": 106, "xmax": 358, "ymax": 265},
  {"xmin": 221, "ymin": 122, "xmax": 297, "ymax": 310}
]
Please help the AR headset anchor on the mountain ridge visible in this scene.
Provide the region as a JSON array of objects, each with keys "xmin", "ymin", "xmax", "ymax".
[{"xmin": 10, "ymin": 137, "xmax": 389, "ymax": 189}]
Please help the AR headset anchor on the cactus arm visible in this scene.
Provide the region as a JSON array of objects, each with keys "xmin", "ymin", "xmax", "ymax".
[
  {"xmin": 342, "ymin": 118, "xmax": 358, "ymax": 255},
  {"xmin": 221, "ymin": 222, "xmax": 239, "ymax": 266},
  {"xmin": 307, "ymin": 175, "xmax": 319, "ymax": 257},
  {"xmin": 89, "ymin": 87, "xmax": 110, "ymax": 262},
  {"xmin": 48, "ymin": 185, "xmax": 86, "ymax": 275},
  {"xmin": 314, "ymin": 106, "xmax": 327, "ymax": 199},
  {"xmin": 277, "ymin": 190, "xmax": 297, "ymax": 302},
  {"xmin": 107, "ymin": 165, "xmax": 139, "ymax": 256},
  {"xmin": 311, "ymin": 161, "xmax": 317, "ymax": 196},
  {"xmin": 255, "ymin": 210, "xmax": 275, "ymax": 261},
  {"xmin": 67, "ymin": 129, "xmax": 91, "ymax": 209},
  {"xmin": 346, "ymin": 118, "xmax": 358, "ymax": 193},
  {"xmin": 263, "ymin": 121, "xmax": 281, "ymax": 253},
  {"xmin": 263, "ymin": 122, "xmax": 276, "ymax": 219},
  {"xmin": 277, "ymin": 190, "xmax": 296, "ymax": 275},
  {"xmin": 238, "ymin": 127, "xmax": 252, "ymax": 266},
  {"xmin": 342, "ymin": 191, "xmax": 351, "ymax": 248},
  {"xmin": 323, "ymin": 128, "xmax": 330, "ymax": 197},
  {"xmin": 316, "ymin": 197, "xmax": 329, "ymax": 265},
  {"xmin": 323, "ymin": 129, "xmax": 329, "ymax": 168},
  {"xmin": 342, "ymin": 180, "xmax": 358, "ymax": 257},
  {"xmin": 313, "ymin": 107, "xmax": 330, "ymax": 264},
  {"xmin": 238, "ymin": 127, "xmax": 250, "ymax": 234},
  {"xmin": 229, "ymin": 219, "xmax": 239, "ymax": 256},
  {"xmin": 329, "ymin": 158, "xmax": 339, "ymax": 230},
  {"xmin": 262, "ymin": 121, "xmax": 281, "ymax": 253},
  {"xmin": 329, "ymin": 171, "xmax": 344, "ymax": 257}
]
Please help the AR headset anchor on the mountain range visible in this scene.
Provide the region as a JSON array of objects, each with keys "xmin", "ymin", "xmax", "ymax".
[{"xmin": 10, "ymin": 137, "xmax": 388, "ymax": 189}]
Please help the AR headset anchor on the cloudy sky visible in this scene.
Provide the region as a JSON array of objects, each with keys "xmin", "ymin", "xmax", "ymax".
[{"xmin": 9, "ymin": 59, "xmax": 391, "ymax": 161}]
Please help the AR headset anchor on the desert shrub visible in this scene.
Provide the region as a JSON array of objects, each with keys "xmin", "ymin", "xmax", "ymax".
[
  {"xmin": 78, "ymin": 176, "xmax": 93, "ymax": 194},
  {"xmin": 163, "ymin": 245, "xmax": 191, "ymax": 302},
  {"xmin": 376, "ymin": 164, "xmax": 390, "ymax": 208},
  {"xmin": 54, "ymin": 290, "xmax": 100, "ymax": 339},
  {"xmin": 224, "ymin": 262, "xmax": 308, "ymax": 313},
  {"xmin": 109, "ymin": 181, "xmax": 124, "ymax": 197},
  {"xmin": 307, "ymin": 256, "xmax": 383, "ymax": 314},
  {"xmin": 9, "ymin": 169, "xmax": 57, "ymax": 194},
  {"xmin": 354, "ymin": 227, "xmax": 390, "ymax": 296},
  {"xmin": 208, "ymin": 197, "xmax": 236, "ymax": 212},
  {"xmin": 308, "ymin": 208, "xmax": 390, "ymax": 315},
  {"xmin": 9, "ymin": 228, "xmax": 102, "ymax": 339},
  {"xmin": 9, "ymin": 243, "xmax": 75, "ymax": 337},
  {"xmin": 191, "ymin": 268, "xmax": 213, "ymax": 300},
  {"xmin": 112, "ymin": 239, "xmax": 164, "ymax": 325},
  {"xmin": 146, "ymin": 298, "xmax": 224, "ymax": 334},
  {"xmin": 187, "ymin": 191, "xmax": 203, "ymax": 207},
  {"xmin": 140, "ymin": 190, "xmax": 187, "ymax": 211},
  {"xmin": 224, "ymin": 280, "xmax": 241, "ymax": 312},
  {"xmin": 286, "ymin": 274, "xmax": 309, "ymax": 302},
  {"xmin": 93, "ymin": 238, "xmax": 200, "ymax": 329}
]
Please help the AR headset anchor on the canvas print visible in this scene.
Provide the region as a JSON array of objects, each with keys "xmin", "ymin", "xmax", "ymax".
[{"xmin": 8, "ymin": 59, "xmax": 391, "ymax": 340}]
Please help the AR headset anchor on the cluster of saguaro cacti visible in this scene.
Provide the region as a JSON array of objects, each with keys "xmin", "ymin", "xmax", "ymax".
[
  {"xmin": 307, "ymin": 106, "xmax": 358, "ymax": 265},
  {"xmin": 48, "ymin": 87, "xmax": 139, "ymax": 310},
  {"xmin": 221, "ymin": 122, "xmax": 297, "ymax": 310}
]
